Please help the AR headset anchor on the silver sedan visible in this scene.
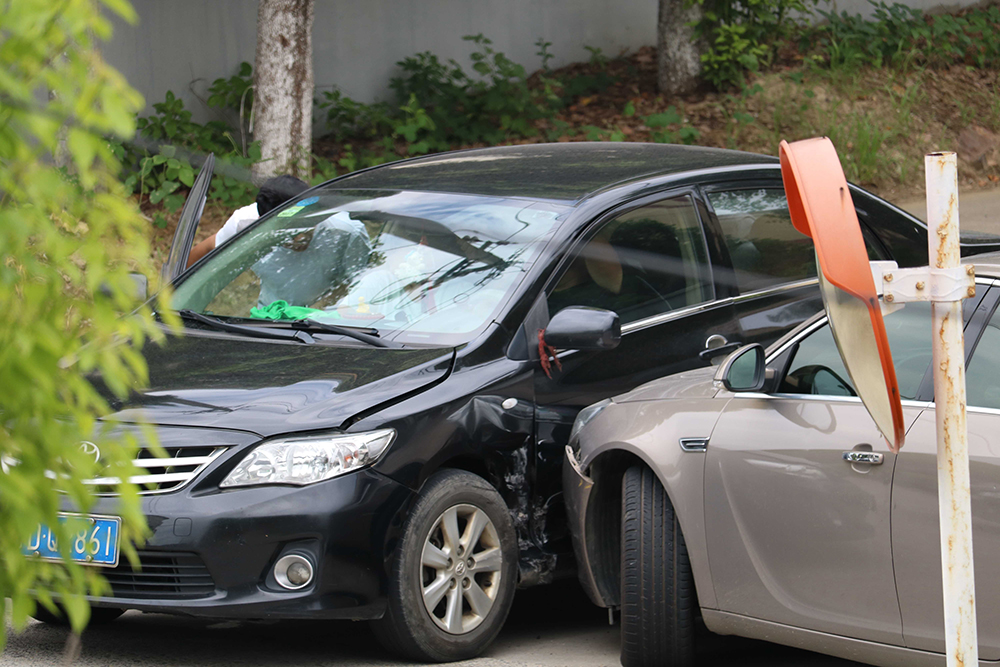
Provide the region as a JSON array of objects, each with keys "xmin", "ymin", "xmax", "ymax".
[{"xmin": 564, "ymin": 264, "xmax": 1000, "ymax": 667}]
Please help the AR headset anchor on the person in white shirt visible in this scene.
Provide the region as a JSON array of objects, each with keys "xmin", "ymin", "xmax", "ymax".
[{"xmin": 186, "ymin": 175, "xmax": 309, "ymax": 267}]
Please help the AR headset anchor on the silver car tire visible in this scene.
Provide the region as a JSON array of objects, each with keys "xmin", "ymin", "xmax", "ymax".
[
  {"xmin": 371, "ymin": 469, "xmax": 517, "ymax": 662},
  {"xmin": 621, "ymin": 465, "xmax": 695, "ymax": 667}
]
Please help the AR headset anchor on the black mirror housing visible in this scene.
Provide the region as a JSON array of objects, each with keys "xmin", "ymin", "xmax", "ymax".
[
  {"xmin": 544, "ymin": 306, "xmax": 621, "ymax": 351},
  {"xmin": 715, "ymin": 343, "xmax": 766, "ymax": 392}
]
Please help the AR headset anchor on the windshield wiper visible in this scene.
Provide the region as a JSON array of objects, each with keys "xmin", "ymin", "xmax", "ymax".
[
  {"xmin": 177, "ymin": 310, "xmax": 314, "ymax": 344},
  {"xmin": 290, "ymin": 319, "xmax": 403, "ymax": 349}
]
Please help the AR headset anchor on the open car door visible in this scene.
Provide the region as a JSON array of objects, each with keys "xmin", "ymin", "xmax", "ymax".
[{"xmin": 161, "ymin": 153, "xmax": 215, "ymax": 284}]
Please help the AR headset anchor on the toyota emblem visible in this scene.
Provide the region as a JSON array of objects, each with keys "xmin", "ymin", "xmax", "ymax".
[{"xmin": 79, "ymin": 441, "xmax": 101, "ymax": 464}]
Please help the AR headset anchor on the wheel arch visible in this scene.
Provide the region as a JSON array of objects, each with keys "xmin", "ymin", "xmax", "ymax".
[{"xmin": 584, "ymin": 443, "xmax": 710, "ymax": 610}]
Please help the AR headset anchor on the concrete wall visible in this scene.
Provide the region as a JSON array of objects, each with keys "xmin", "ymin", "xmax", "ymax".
[
  {"xmin": 102, "ymin": 0, "xmax": 982, "ymax": 126},
  {"xmin": 104, "ymin": 0, "xmax": 658, "ymax": 124}
]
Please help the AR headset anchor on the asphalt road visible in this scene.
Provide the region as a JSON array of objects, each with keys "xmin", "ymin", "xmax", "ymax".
[{"xmin": 2, "ymin": 580, "xmax": 866, "ymax": 667}]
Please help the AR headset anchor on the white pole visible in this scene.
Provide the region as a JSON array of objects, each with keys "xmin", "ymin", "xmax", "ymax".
[{"xmin": 925, "ymin": 151, "xmax": 978, "ymax": 667}]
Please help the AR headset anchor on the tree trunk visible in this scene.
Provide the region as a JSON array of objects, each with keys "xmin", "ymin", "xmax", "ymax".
[
  {"xmin": 251, "ymin": 0, "xmax": 314, "ymax": 183},
  {"xmin": 657, "ymin": 0, "xmax": 703, "ymax": 96}
]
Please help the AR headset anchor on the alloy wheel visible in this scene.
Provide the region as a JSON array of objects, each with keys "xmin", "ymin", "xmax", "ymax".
[{"xmin": 419, "ymin": 503, "xmax": 503, "ymax": 634}]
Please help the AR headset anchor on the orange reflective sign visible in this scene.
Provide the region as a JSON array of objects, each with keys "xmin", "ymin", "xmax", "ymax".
[{"xmin": 780, "ymin": 137, "xmax": 905, "ymax": 451}]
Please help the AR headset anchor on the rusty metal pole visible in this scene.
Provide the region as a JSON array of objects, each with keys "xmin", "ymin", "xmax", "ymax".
[{"xmin": 926, "ymin": 151, "xmax": 978, "ymax": 667}]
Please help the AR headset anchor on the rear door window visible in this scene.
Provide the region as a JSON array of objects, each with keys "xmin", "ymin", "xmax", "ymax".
[{"xmin": 708, "ymin": 188, "xmax": 885, "ymax": 294}]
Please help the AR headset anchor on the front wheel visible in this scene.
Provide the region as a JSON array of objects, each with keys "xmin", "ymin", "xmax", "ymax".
[
  {"xmin": 372, "ymin": 469, "xmax": 517, "ymax": 662},
  {"xmin": 620, "ymin": 465, "xmax": 695, "ymax": 667}
]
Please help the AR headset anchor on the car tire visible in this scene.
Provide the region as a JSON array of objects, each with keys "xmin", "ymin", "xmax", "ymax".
[
  {"xmin": 371, "ymin": 468, "xmax": 517, "ymax": 662},
  {"xmin": 620, "ymin": 465, "xmax": 695, "ymax": 667},
  {"xmin": 31, "ymin": 605, "xmax": 124, "ymax": 626}
]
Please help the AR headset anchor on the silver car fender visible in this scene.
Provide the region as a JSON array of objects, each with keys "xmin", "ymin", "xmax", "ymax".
[{"xmin": 564, "ymin": 395, "xmax": 731, "ymax": 611}]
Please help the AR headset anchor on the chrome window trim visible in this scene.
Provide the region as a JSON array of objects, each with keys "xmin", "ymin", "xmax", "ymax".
[
  {"xmin": 731, "ymin": 391, "xmax": 931, "ymax": 410},
  {"xmin": 966, "ymin": 405, "xmax": 1000, "ymax": 416},
  {"xmin": 620, "ymin": 299, "xmax": 729, "ymax": 334},
  {"xmin": 731, "ymin": 277, "xmax": 819, "ymax": 304},
  {"xmin": 621, "ymin": 277, "xmax": 822, "ymax": 335}
]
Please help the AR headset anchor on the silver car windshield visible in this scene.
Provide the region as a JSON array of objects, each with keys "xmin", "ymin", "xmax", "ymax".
[{"xmin": 170, "ymin": 189, "xmax": 566, "ymax": 345}]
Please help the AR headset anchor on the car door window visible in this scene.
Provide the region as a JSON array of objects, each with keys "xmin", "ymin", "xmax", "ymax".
[
  {"xmin": 708, "ymin": 188, "xmax": 885, "ymax": 294},
  {"xmin": 968, "ymin": 306, "xmax": 1000, "ymax": 409},
  {"xmin": 547, "ymin": 195, "xmax": 712, "ymax": 325},
  {"xmin": 780, "ymin": 301, "xmax": 933, "ymax": 400}
]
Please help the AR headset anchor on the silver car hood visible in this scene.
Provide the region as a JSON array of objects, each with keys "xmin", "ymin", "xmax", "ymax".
[{"xmin": 614, "ymin": 366, "xmax": 718, "ymax": 403}]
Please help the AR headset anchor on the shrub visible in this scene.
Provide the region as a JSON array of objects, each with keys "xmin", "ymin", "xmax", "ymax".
[{"xmin": 0, "ymin": 0, "xmax": 171, "ymax": 642}]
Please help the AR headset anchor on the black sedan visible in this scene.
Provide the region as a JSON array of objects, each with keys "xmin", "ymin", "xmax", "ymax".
[{"xmin": 48, "ymin": 143, "xmax": 1000, "ymax": 662}]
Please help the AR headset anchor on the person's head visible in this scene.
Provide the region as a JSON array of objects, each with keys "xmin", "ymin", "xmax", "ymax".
[{"xmin": 257, "ymin": 175, "xmax": 310, "ymax": 216}]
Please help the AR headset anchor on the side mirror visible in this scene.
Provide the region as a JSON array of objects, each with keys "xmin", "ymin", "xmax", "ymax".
[
  {"xmin": 715, "ymin": 343, "xmax": 765, "ymax": 392},
  {"xmin": 129, "ymin": 273, "xmax": 148, "ymax": 300},
  {"xmin": 544, "ymin": 306, "xmax": 621, "ymax": 351}
]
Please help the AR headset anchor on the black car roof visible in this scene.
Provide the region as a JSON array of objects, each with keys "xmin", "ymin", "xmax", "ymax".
[{"xmin": 328, "ymin": 142, "xmax": 778, "ymax": 203}]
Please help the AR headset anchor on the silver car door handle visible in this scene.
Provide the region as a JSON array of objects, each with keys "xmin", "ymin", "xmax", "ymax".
[{"xmin": 842, "ymin": 451, "xmax": 884, "ymax": 465}]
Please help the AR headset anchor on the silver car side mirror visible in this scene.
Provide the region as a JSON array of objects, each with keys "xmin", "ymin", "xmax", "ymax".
[{"xmin": 715, "ymin": 343, "xmax": 765, "ymax": 392}]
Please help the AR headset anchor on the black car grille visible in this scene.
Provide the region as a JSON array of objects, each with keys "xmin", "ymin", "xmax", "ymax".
[{"xmin": 105, "ymin": 551, "xmax": 216, "ymax": 600}]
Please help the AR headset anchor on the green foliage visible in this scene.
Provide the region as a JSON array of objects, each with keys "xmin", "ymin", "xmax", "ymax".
[
  {"xmin": 692, "ymin": 0, "xmax": 814, "ymax": 89},
  {"xmin": 581, "ymin": 125, "xmax": 627, "ymax": 141},
  {"xmin": 535, "ymin": 37, "xmax": 555, "ymax": 70},
  {"xmin": 317, "ymin": 89, "xmax": 394, "ymax": 141},
  {"xmin": 120, "ymin": 65, "xmax": 261, "ymax": 215},
  {"xmin": 207, "ymin": 61, "xmax": 254, "ymax": 114},
  {"xmin": 0, "ymin": 0, "xmax": 174, "ymax": 644},
  {"xmin": 700, "ymin": 23, "xmax": 771, "ymax": 89},
  {"xmin": 825, "ymin": 112, "xmax": 894, "ymax": 184},
  {"xmin": 584, "ymin": 45, "xmax": 609, "ymax": 67},
  {"xmin": 722, "ymin": 82, "xmax": 763, "ymax": 146},
  {"xmin": 645, "ymin": 107, "xmax": 702, "ymax": 144},
  {"xmin": 390, "ymin": 34, "xmax": 552, "ymax": 146},
  {"xmin": 558, "ymin": 71, "xmax": 616, "ymax": 100},
  {"xmin": 315, "ymin": 34, "xmax": 562, "ymax": 165},
  {"xmin": 814, "ymin": 2, "xmax": 1000, "ymax": 70},
  {"xmin": 136, "ymin": 90, "xmax": 235, "ymax": 155}
]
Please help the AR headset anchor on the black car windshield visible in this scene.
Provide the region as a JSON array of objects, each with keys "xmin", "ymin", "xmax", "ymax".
[{"xmin": 170, "ymin": 189, "xmax": 567, "ymax": 345}]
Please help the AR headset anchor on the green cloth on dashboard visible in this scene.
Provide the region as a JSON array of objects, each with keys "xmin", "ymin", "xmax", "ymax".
[{"xmin": 250, "ymin": 300, "xmax": 331, "ymax": 321}]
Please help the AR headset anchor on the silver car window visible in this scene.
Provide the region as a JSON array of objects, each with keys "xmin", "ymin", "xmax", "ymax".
[
  {"xmin": 780, "ymin": 301, "xmax": 933, "ymax": 400},
  {"xmin": 968, "ymin": 307, "xmax": 1000, "ymax": 409}
]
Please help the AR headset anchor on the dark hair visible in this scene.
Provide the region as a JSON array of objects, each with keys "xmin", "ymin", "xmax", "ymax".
[{"xmin": 256, "ymin": 175, "xmax": 310, "ymax": 215}]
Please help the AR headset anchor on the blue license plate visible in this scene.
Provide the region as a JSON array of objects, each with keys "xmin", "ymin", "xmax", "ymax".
[{"xmin": 22, "ymin": 513, "xmax": 121, "ymax": 567}]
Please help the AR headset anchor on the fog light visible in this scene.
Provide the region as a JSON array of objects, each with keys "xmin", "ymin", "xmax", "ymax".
[{"xmin": 273, "ymin": 554, "xmax": 314, "ymax": 590}]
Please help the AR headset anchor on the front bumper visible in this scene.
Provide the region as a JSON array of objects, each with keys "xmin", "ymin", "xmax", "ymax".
[
  {"xmin": 85, "ymin": 469, "xmax": 413, "ymax": 620},
  {"xmin": 562, "ymin": 445, "xmax": 609, "ymax": 608}
]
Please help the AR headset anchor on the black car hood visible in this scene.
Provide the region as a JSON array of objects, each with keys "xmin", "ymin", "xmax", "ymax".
[{"xmin": 105, "ymin": 331, "xmax": 456, "ymax": 437}]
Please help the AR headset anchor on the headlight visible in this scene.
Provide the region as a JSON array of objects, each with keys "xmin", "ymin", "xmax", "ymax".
[
  {"xmin": 220, "ymin": 428, "xmax": 395, "ymax": 488},
  {"xmin": 569, "ymin": 399, "xmax": 612, "ymax": 445}
]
